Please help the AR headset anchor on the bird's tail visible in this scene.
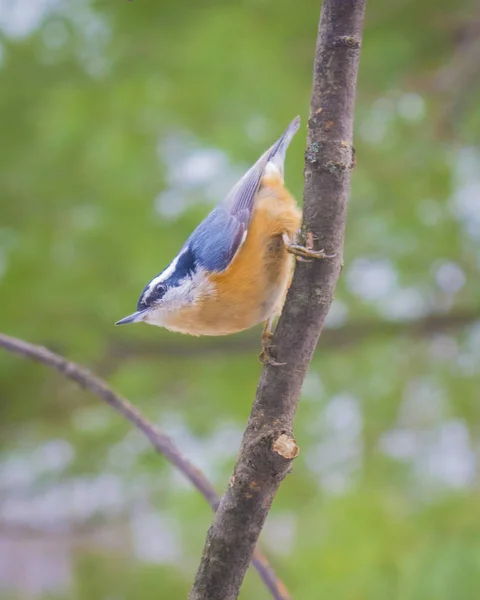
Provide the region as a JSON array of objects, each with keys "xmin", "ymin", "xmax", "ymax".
[
  {"xmin": 264, "ymin": 115, "xmax": 300, "ymax": 179},
  {"xmin": 221, "ymin": 116, "xmax": 300, "ymax": 214}
]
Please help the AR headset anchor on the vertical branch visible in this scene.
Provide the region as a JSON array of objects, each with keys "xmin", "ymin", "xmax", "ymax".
[{"xmin": 189, "ymin": 1, "xmax": 366, "ymax": 599}]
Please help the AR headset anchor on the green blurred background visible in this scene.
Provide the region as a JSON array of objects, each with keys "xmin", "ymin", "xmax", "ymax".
[{"xmin": 1, "ymin": 0, "xmax": 480, "ymax": 598}]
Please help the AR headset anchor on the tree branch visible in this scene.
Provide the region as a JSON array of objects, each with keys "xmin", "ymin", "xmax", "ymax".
[
  {"xmin": 189, "ymin": 2, "xmax": 366, "ymax": 598},
  {"xmin": 0, "ymin": 332, "xmax": 291, "ymax": 600}
]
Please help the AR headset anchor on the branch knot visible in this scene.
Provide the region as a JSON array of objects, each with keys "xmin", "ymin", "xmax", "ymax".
[{"xmin": 333, "ymin": 35, "xmax": 361, "ymax": 49}]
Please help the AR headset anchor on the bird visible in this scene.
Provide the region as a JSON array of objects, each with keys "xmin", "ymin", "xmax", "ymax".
[{"xmin": 116, "ymin": 116, "xmax": 332, "ymax": 365}]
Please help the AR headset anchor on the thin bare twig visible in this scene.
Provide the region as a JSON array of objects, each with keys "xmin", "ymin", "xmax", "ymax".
[
  {"xmin": 189, "ymin": 1, "xmax": 367, "ymax": 599},
  {"xmin": 0, "ymin": 332, "xmax": 291, "ymax": 600}
]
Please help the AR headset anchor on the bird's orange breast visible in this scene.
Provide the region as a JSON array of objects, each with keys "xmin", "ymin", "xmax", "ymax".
[{"xmin": 162, "ymin": 177, "xmax": 302, "ymax": 336}]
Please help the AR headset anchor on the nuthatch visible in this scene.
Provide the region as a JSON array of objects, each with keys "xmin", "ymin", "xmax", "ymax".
[{"xmin": 116, "ymin": 116, "xmax": 331, "ymax": 364}]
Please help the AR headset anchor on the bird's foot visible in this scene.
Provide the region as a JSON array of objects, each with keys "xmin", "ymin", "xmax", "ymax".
[
  {"xmin": 287, "ymin": 243, "xmax": 336, "ymax": 260},
  {"xmin": 259, "ymin": 333, "xmax": 285, "ymax": 367},
  {"xmin": 282, "ymin": 232, "xmax": 335, "ymax": 261}
]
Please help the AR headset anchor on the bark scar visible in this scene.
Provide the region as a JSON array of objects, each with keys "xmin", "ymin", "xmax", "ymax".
[{"xmin": 272, "ymin": 434, "xmax": 300, "ymax": 460}]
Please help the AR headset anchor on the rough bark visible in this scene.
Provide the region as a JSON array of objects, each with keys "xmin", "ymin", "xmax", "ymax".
[
  {"xmin": 189, "ymin": 1, "xmax": 367, "ymax": 599},
  {"xmin": 0, "ymin": 332, "xmax": 291, "ymax": 600}
]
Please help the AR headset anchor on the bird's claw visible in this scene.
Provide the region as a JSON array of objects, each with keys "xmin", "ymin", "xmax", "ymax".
[
  {"xmin": 259, "ymin": 339, "xmax": 286, "ymax": 367},
  {"xmin": 287, "ymin": 244, "xmax": 336, "ymax": 260}
]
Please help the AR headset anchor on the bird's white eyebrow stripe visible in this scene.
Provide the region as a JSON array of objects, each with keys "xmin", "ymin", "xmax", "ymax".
[{"xmin": 143, "ymin": 248, "xmax": 187, "ymax": 301}]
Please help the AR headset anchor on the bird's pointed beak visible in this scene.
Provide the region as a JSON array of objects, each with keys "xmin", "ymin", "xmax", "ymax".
[{"xmin": 115, "ymin": 310, "xmax": 146, "ymax": 325}]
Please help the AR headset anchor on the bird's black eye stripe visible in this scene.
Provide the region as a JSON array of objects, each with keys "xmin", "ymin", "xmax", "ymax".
[
  {"xmin": 136, "ymin": 246, "xmax": 196, "ymax": 311},
  {"xmin": 137, "ymin": 280, "xmax": 168, "ymax": 310}
]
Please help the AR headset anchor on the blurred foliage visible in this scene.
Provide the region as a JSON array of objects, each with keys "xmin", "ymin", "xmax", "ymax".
[{"xmin": 1, "ymin": 1, "xmax": 480, "ymax": 599}]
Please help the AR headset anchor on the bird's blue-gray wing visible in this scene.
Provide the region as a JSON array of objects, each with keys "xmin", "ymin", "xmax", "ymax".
[
  {"xmin": 188, "ymin": 116, "xmax": 300, "ymax": 272},
  {"xmin": 187, "ymin": 207, "xmax": 248, "ymax": 272}
]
